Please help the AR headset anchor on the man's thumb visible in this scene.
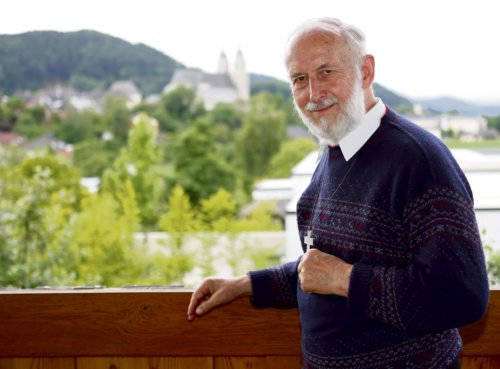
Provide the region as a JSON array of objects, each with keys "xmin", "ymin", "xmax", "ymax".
[{"xmin": 196, "ymin": 298, "xmax": 213, "ymax": 316}]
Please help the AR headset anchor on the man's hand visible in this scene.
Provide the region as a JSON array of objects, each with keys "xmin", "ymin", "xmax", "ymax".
[
  {"xmin": 187, "ymin": 275, "xmax": 252, "ymax": 321},
  {"xmin": 297, "ymin": 249, "xmax": 353, "ymax": 297}
]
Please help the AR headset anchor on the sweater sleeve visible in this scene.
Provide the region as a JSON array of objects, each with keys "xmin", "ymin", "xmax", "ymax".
[
  {"xmin": 248, "ymin": 259, "xmax": 300, "ymax": 309},
  {"xmin": 348, "ymin": 186, "xmax": 489, "ymax": 333}
]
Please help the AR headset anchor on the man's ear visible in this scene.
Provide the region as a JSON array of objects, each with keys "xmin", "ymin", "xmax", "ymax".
[{"xmin": 361, "ymin": 54, "xmax": 375, "ymax": 88}]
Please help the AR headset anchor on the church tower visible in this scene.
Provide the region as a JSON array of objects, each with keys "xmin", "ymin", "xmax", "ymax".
[
  {"xmin": 230, "ymin": 48, "xmax": 250, "ymax": 101},
  {"xmin": 217, "ymin": 50, "xmax": 229, "ymax": 74}
]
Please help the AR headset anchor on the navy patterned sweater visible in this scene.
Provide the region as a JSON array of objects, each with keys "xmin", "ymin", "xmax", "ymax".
[{"xmin": 249, "ymin": 108, "xmax": 489, "ymax": 369}]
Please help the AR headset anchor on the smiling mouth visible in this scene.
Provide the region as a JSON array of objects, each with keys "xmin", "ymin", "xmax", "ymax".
[
  {"xmin": 315, "ymin": 104, "xmax": 334, "ymax": 112},
  {"xmin": 310, "ymin": 103, "xmax": 336, "ymax": 114},
  {"xmin": 306, "ymin": 99, "xmax": 338, "ymax": 113}
]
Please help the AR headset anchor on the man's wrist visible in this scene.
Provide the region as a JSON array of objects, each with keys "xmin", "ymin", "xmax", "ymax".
[
  {"xmin": 236, "ymin": 274, "xmax": 253, "ymax": 297},
  {"xmin": 340, "ymin": 263, "xmax": 353, "ymax": 297}
]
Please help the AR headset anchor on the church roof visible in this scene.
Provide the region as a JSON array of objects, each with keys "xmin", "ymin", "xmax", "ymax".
[
  {"xmin": 170, "ymin": 69, "xmax": 205, "ymax": 86},
  {"xmin": 201, "ymin": 73, "xmax": 235, "ymax": 88},
  {"xmin": 169, "ymin": 69, "xmax": 235, "ymax": 89}
]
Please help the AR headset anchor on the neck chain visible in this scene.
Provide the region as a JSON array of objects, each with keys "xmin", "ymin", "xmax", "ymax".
[{"xmin": 305, "ymin": 155, "xmax": 358, "ymax": 251}]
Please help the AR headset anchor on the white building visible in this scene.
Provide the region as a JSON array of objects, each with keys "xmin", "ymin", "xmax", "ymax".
[
  {"xmin": 106, "ymin": 80, "xmax": 142, "ymax": 109},
  {"xmin": 445, "ymin": 115, "xmax": 488, "ymax": 140},
  {"xmin": 253, "ymin": 149, "xmax": 500, "ymax": 261},
  {"xmin": 406, "ymin": 112, "xmax": 487, "ymax": 140},
  {"xmin": 164, "ymin": 49, "xmax": 250, "ymax": 110}
]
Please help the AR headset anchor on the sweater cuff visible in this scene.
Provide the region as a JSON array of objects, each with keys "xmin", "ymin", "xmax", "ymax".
[
  {"xmin": 347, "ymin": 262, "xmax": 374, "ymax": 315},
  {"xmin": 248, "ymin": 269, "xmax": 275, "ymax": 308}
]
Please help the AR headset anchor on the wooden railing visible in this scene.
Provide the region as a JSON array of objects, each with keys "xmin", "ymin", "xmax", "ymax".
[{"xmin": 0, "ymin": 288, "xmax": 499, "ymax": 369}]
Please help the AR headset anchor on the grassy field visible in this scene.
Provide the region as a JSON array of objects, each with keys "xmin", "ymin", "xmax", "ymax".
[{"xmin": 444, "ymin": 138, "xmax": 500, "ymax": 149}]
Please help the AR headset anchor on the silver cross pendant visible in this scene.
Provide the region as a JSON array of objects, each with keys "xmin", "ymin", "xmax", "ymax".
[{"xmin": 304, "ymin": 230, "xmax": 314, "ymax": 251}]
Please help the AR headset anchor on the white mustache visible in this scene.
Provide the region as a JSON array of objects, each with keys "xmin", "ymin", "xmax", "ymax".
[{"xmin": 305, "ymin": 98, "xmax": 338, "ymax": 112}]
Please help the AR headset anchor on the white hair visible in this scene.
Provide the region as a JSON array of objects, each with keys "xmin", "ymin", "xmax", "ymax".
[{"xmin": 284, "ymin": 17, "xmax": 367, "ymax": 67}]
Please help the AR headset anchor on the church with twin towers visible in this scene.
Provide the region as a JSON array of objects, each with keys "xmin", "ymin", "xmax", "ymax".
[{"xmin": 164, "ymin": 49, "xmax": 250, "ymax": 110}]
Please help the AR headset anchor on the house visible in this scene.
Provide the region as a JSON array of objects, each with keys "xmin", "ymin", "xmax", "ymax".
[
  {"xmin": 21, "ymin": 134, "xmax": 73, "ymax": 161},
  {"xmin": 405, "ymin": 110, "xmax": 488, "ymax": 140},
  {"xmin": 164, "ymin": 49, "xmax": 250, "ymax": 110},
  {"xmin": 106, "ymin": 80, "xmax": 142, "ymax": 109},
  {"xmin": 444, "ymin": 115, "xmax": 488, "ymax": 140},
  {"xmin": 0, "ymin": 132, "xmax": 26, "ymax": 147}
]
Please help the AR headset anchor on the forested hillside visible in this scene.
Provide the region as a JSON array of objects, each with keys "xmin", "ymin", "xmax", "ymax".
[{"xmin": 0, "ymin": 30, "xmax": 184, "ymax": 95}]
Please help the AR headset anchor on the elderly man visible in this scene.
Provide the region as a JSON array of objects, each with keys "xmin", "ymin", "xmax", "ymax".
[{"xmin": 188, "ymin": 18, "xmax": 489, "ymax": 369}]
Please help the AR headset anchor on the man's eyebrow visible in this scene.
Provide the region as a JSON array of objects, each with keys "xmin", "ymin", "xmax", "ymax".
[
  {"xmin": 289, "ymin": 63, "xmax": 335, "ymax": 79},
  {"xmin": 317, "ymin": 63, "xmax": 333, "ymax": 70},
  {"xmin": 288, "ymin": 71, "xmax": 304, "ymax": 80}
]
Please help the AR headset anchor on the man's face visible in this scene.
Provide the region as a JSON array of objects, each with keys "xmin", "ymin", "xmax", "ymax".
[{"xmin": 286, "ymin": 29, "xmax": 366, "ymax": 144}]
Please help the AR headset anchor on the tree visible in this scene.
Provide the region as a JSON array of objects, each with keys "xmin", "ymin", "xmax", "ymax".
[
  {"xmin": 266, "ymin": 138, "xmax": 317, "ymax": 178},
  {"xmin": 70, "ymin": 187, "xmax": 140, "ymax": 286},
  {"xmin": 236, "ymin": 95, "xmax": 286, "ymax": 192},
  {"xmin": 0, "ymin": 96, "xmax": 25, "ymax": 130},
  {"xmin": 207, "ymin": 103, "xmax": 243, "ymax": 130},
  {"xmin": 199, "ymin": 189, "xmax": 237, "ymax": 232},
  {"xmin": 54, "ymin": 107, "xmax": 103, "ymax": 143},
  {"xmin": 73, "ymin": 139, "xmax": 122, "ymax": 177},
  {"xmin": 172, "ymin": 118, "xmax": 235, "ymax": 205},
  {"xmin": 0, "ymin": 151, "xmax": 85, "ymax": 288},
  {"xmin": 161, "ymin": 86, "xmax": 205, "ymax": 123},
  {"xmin": 485, "ymin": 115, "xmax": 500, "ymax": 132},
  {"xmin": 158, "ymin": 185, "xmax": 197, "ymax": 285},
  {"xmin": 232, "ymin": 201, "xmax": 282, "ymax": 232},
  {"xmin": 101, "ymin": 113, "xmax": 165, "ymax": 229},
  {"xmin": 103, "ymin": 96, "xmax": 131, "ymax": 142},
  {"xmin": 13, "ymin": 105, "xmax": 47, "ymax": 139}
]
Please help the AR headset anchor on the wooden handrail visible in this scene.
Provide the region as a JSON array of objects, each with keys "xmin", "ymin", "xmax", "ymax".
[{"xmin": 0, "ymin": 288, "xmax": 499, "ymax": 358}]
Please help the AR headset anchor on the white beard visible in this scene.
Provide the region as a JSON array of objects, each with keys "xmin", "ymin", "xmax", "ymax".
[{"xmin": 295, "ymin": 78, "xmax": 366, "ymax": 147}]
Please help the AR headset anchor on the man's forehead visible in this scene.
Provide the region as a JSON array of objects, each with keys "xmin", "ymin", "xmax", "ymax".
[
  {"xmin": 286, "ymin": 28, "xmax": 346, "ymax": 58},
  {"xmin": 285, "ymin": 30, "xmax": 350, "ymax": 73}
]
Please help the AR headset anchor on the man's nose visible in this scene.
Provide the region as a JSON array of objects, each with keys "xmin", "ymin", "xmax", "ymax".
[{"xmin": 308, "ymin": 78, "xmax": 326, "ymax": 102}]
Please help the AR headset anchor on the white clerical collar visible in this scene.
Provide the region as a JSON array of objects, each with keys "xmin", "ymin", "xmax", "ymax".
[{"xmin": 338, "ymin": 98, "xmax": 386, "ymax": 161}]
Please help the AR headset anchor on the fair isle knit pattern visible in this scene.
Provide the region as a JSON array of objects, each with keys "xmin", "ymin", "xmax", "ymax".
[{"xmin": 249, "ymin": 108, "xmax": 489, "ymax": 369}]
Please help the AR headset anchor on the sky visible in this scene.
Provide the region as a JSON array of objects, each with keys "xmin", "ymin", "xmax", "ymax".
[{"xmin": 2, "ymin": 0, "xmax": 499, "ymax": 104}]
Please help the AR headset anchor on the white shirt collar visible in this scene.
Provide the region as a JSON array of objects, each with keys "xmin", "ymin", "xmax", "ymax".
[{"xmin": 339, "ymin": 98, "xmax": 386, "ymax": 161}]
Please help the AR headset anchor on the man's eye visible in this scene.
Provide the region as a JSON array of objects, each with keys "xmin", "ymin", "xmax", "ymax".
[
  {"xmin": 322, "ymin": 69, "xmax": 332, "ymax": 75},
  {"xmin": 294, "ymin": 76, "xmax": 306, "ymax": 84}
]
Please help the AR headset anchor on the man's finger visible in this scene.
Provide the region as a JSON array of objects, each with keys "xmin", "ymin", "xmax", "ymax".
[
  {"xmin": 195, "ymin": 289, "xmax": 224, "ymax": 317},
  {"xmin": 187, "ymin": 285, "xmax": 211, "ymax": 321}
]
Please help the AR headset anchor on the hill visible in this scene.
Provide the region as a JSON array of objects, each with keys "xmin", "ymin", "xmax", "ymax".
[
  {"xmin": 0, "ymin": 30, "xmax": 184, "ymax": 96},
  {"xmin": 0, "ymin": 30, "xmax": 414, "ymax": 110},
  {"xmin": 414, "ymin": 96, "xmax": 500, "ymax": 116}
]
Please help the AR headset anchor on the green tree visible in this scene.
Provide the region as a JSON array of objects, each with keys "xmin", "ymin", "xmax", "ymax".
[
  {"xmin": 73, "ymin": 139, "xmax": 122, "ymax": 177},
  {"xmin": 232, "ymin": 201, "xmax": 282, "ymax": 232},
  {"xmin": 207, "ymin": 103, "xmax": 243, "ymax": 130},
  {"xmin": 70, "ymin": 186, "xmax": 140, "ymax": 286},
  {"xmin": 54, "ymin": 107, "xmax": 103, "ymax": 143},
  {"xmin": 12, "ymin": 111, "xmax": 38, "ymax": 139},
  {"xmin": 158, "ymin": 185, "xmax": 197, "ymax": 284},
  {"xmin": 236, "ymin": 95, "xmax": 286, "ymax": 191},
  {"xmin": 103, "ymin": 96, "xmax": 131, "ymax": 142},
  {"xmin": 172, "ymin": 119, "xmax": 235, "ymax": 205},
  {"xmin": 199, "ymin": 189, "xmax": 237, "ymax": 232},
  {"xmin": 266, "ymin": 138, "xmax": 317, "ymax": 178},
  {"xmin": 0, "ymin": 96, "xmax": 25, "ymax": 130},
  {"xmin": 0, "ymin": 152, "xmax": 84, "ymax": 288},
  {"xmin": 485, "ymin": 115, "xmax": 500, "ymax": 132},
  {"xmin": 161, "ymin": 86, "xmax": 205, "ymax": 123},
  {"xmin": 101, "ymin": 113, "xmax": 165, "ymax": 229}
]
